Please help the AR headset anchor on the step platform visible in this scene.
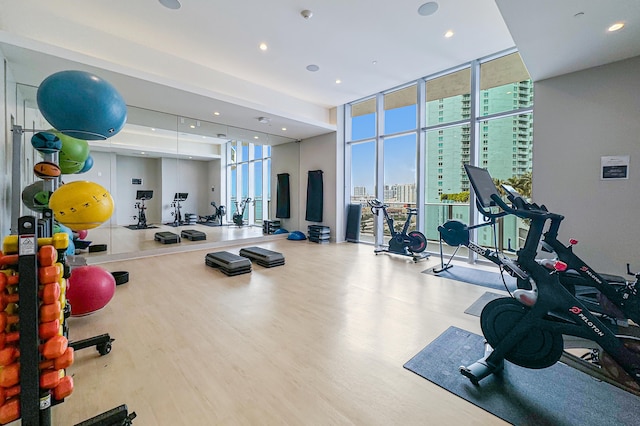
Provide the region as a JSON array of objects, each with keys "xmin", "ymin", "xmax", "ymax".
[
  {"xmin": 154, "ymin": 231, "xmax": 181, "ymax": 244},
  {"xmin": 181, "ymin": 229, "xmax": 206, "ymax": 241},
  {"xmin": 205, "ymin": 251, "xmax": 252, "ymax": 276},
  {"xmin": 239, "ymin": 246, "xmax": 285, "ymax": 268}
]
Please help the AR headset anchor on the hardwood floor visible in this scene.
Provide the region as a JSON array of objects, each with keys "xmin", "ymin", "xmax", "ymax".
[{"xmin": 52, "ymin": 239, "xmax": 508, "ymax": 425}]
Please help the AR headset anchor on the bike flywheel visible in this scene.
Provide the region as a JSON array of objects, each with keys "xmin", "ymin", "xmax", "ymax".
[{"xmin": 480, "ymin": 298, "xmax": 564, "ymax": 369}]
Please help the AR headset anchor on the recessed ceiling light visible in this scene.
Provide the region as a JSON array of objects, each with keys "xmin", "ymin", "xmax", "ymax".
[
  {"xmin": 306, "ymin": 64, "xmax": 320, "ymax": 72},
  {"xmin": 372, "ymin": 60, "xmax": 378, "ymax": 65},
  {"xmin": 189, "ymin": 156, "xmax": 193, "ymax": 159},
  {"xmin": 444, "ymin": 30, "xmax": 454, "ymax": 38},
  {"xmin": 213, "ymin": 111, "xmax": 220, "ymax": 116},
  {"xmin": 159, "ymin": 0, "xmax": 181, "ymax": 10},
  {"xmin": 257, "ymin": 117, "xmax": 271, "ymax": 124},
  {"xmin": 190, "ymin": 125, "xmax": 195, "ymax": 129},
  {"xmin": 282, "ymin": 127, "xmax": 287, "ymax": 131},
  {"xmin": 608, "ymin": 22, "xmax": 625, "ymax": 32},
  {"xmin": 141, "ymin": 151, "xmax": 145, "ymax": 155},
  {"xmin": 335, "ymin": 79, "xmax": 342, "ymax": 84},
  {"xmin": 254, "ymin": 136, "xmax": 259, "ymax": 139},
  {"xmin": 259, "ymin": 42, "xmax": 268, "ymax": 51},
  {"xmin": 417, "ymin": 2, "xmax": 439, "ymax": 17},
  {"xmin": 151, "ymin": 128, "xmax": 156, "ymax": 131}
]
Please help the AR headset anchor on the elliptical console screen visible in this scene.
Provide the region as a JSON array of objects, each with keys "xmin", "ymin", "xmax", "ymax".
[
  {"xmin": 464, "ymin": 164, "xmax": 500, "ymax": 208},
  {"xmin": 136, "ymin": 190, "xmax": 153, "ymax": 200}
]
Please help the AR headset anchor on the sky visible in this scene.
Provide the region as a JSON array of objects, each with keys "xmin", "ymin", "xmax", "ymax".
[{"xmin": 351, "ymin": 105, "xmax": 418, "ymax": 194}]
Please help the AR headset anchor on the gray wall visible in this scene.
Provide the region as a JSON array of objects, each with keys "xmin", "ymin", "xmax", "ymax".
[
  {"xmin": 271, "ymin": 142, "xmax": 301, "ymax": 231},
  {"xmin": 299, "ymin": 132, "xmax": 338, "ymax": 240},
  {"xmin": 533, "ymin": 55, "xmax": 640, "ymax": 273}
]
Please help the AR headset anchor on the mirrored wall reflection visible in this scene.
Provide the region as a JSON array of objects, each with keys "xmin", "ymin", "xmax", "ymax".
[{"xmin": 14, "ymin": 83, "xmax": 297, "ymax": 259}]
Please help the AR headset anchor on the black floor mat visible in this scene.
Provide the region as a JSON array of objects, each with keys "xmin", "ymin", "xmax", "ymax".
[
  {"xmin": 124, "ymin": 225, "xmax": 158, "ymax": 230},
  {"xmin": 404, "ymin": 326, "xmax": 640, "ymax": 426}
]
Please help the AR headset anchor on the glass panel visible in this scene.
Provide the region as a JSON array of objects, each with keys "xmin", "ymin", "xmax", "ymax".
[
  {"xmin": 384, "ymin": 85, "xmax": 417, "ymax": 134},
  {"xmin": 266, "ymin": 158, "xmax": 272, "ymax": 220},
  {"xmin": 254, "ymin": 145, "xmax": 263, "ymax": 159},
  {"xmin": 480, "ymin": 52, "xmax": 533, "ymax": 116},
  {"xmin": 350, "ymin": 98, "xmax": 376, "ymax": 141},
  {"xmin": 383, "ymin": 134, "xmax": 417, "ymax": 237},
  {"xmin": 481, "ymin": 113, "xmax": 533, "ymax": 251},
  {"xmin": 254, "ymin": 160, "xmax": 263, "ymax": 223},
  {"xmin": 240, "ymin": 162, "xmax": 249, "ymax": 220},
  {"xmin": 426, "ymin": 68, "xmax": 471, "ymax": 126},
  {"xmin": 425, "ymin": 125, "xmax": 469, "ymax": 242},
  {"xmin": 240, "ymin": 141, "xmax": 249, "ymax": 162},
  {"xmin": 349, "ymin": 140, "xmax": 376, "ymax": 243}
]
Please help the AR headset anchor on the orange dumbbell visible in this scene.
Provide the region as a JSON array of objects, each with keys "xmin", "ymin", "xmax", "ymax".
[
  {"xmin": 40, "ymin": 347, "xmax": 74, "ymax": 371},
  {"xmin": 0, "ymin": 274, "xmax": 18, "ymax": 293},
  {"xmin": 0, "ymin": 293, "xmax": 18, "ymax": 311},
  {"xmin": 39, "ymin": 282, "xmax": 61, "ymax": 305},
  {"xmin": 39, "ymin": 318, "xmax": 61, "ymax": 340},
  {"xmin": 53, "ymin": 375, "xmax": 73, "ymax": 401},
  {"xmin": 0, "ymin": 313, "xmax": 18, "ymax": 331},
  {"xmin": 40, "ymin": 368, "xmax": 63, "ymax": 389},
  {"xmin": 0, "ymin": 332, "xmax": 19, "ymax": 350},
  {"xmin": 40, "ymin": 335, "xmax": 68, "ymax": 360},
  {"xmin": 40, "ymin": 301, "xmax": 62, "ymax": 323},
  {"xmin": 39, "ymin": 264, "xmax": 62, "ymax": 284},
  {"xmin": 0, "ymin": 397, "xmax": 19, "ymax": 424},
  {"xmin": 0, "ymin": 363, "xmax": 20, "ymax": 388},
  {"xmin": 0, "ymin": 385, "xmax": 19, "ymax": 404},
  {"xmin": 0, "ymin": 337, "xmax": 69, "ymax": 367}
]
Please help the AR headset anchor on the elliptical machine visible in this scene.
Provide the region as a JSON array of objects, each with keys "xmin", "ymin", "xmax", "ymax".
[
  {"xmin": 133, "ymin": 190, "xmax": 153, "ymax": 229},
  {"xmin": 232, "ymin": 197, "xmax": 252, "ymax": 227},
  {"xmin": 367, "ymin": 199, "xmax": 428, "ymax": 262},
  {"xmin": 458, "ymin": 164, "xmax": 640, "ymax": 395}
]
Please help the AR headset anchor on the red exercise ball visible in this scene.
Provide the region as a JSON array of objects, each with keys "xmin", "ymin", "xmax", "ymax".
[{"xmin": 67, "ymin": 266, "xmax": 116, "ymax": 316}]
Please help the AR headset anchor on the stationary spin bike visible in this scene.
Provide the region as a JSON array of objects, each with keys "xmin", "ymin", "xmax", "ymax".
[
  {"xmin": 458, "ymin": 164, "xmax": 640, "ymax": 395},
  {"xmin": 169, "ymin": 192, "xmax": 188, "ymax": 227},
  {"xmin": 133, "ymin": 190, "xmax": 153, "ymax": 229},
  {"xmin": 367, "ymin": 199, "xmax": 428, "ymax": 262},
  {"xmin": 232, "ymin": 197, "xmax": 252, "ymax": 227}
]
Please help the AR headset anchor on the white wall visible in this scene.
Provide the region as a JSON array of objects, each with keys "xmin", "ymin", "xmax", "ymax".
[
  {"xmin": 299, "ymin": 132, "xmax": 338, "ymax": 240},
  {"xmin": 175, "ymin": 158, "xmax": 211, "ymax": 217},
  {"xmin": 113, "ymin": 155, "xmax": 161, "ymax": 225},
  {"xmin": 533, "ymin": 55, "xmax": 640, "ymax": 273},
  {"xmin": 271, "ymin": 142, "xmax": 301, "ymax": 231}
]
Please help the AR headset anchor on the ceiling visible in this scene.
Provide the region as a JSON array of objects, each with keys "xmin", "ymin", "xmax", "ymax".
[{"xmin": 1, "ymin": 0, "xmax": 639, "ymax": 143}]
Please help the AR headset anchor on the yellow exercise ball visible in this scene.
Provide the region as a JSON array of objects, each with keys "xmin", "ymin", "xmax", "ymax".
[{"xmin": 49, "ymin": 181, "xmax": 114, "ymax": 231}]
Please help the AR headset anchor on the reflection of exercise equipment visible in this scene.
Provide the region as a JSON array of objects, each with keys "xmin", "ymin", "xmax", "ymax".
[
  {"xmin": 133, "ymin": 190, "xmax": 153, "ymax": 229},
  {"xmin": 200, "ymin": 201, "xmax": 226, "ymax": 226},
  {"xmin": 233, "ymin": 198, "xmax": 252, "ymax": 227},
  {"xmin": 169, "ymin": 193, "xmax": 188, "ymax": 227},
  {"xmin": 367, "ymin": 199, "xmax": 428, "ymax": 262}
]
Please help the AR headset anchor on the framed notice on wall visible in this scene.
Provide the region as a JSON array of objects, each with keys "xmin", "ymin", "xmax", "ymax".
[{"xmin": 601, "ymin": 155, "xmax": 629, "ymax": 180}]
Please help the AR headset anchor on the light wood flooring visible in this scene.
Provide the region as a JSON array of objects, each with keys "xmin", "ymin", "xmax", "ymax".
[{"xmin": 51, "ymin": 239, "xmax": 510, "ymax": 425}]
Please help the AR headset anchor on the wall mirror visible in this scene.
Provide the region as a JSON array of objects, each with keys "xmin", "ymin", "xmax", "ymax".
[{"xmin": 13, "ymin": 82, "xmax": 298, "ymax": 260}]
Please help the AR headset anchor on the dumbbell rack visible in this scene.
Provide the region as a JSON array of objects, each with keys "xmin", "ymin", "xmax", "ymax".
[{"xmin": 17, "ymin": 215, "xmax": 54, "ymax": 425}]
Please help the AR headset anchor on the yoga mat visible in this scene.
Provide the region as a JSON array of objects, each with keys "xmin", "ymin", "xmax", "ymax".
[
  {"xmin": 404, "ymin": 326, "xmax": 640, "ymax": 426},
  {"xmin": 276, "ymin": 173, "xmax": 290, "ymax": 218},
  {"xmin": 305, "ymin": 170, "xmax": 323, "ymax": 222},
  {"xmin": 124, "ymin": 225, "xmax": 158, "ymax": 230},
  {"xmin": 423, "ymin": 265, "xmax": 517, "ymax": 292}
]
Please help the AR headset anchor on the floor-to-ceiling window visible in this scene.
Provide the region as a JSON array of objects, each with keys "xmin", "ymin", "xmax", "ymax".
[
  {"xmin": 225, "ymin": 140, "xmax": 272, "ymax": 226},
  {"xmin": 345, "ymin": 49, "xmax": 533, "ymax": 258}
]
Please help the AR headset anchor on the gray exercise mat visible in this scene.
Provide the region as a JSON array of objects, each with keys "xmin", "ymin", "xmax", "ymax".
[
  {"xmin": 404, "ymin": 326, "xmax": 640, "ymax": 426},
  {"xmin": 464, "ymin": 291, "xmax": 505, "ymax": 316},
  {"xmin": 423, "ymin": 265, "xmax": 517, "ymax": 292}
]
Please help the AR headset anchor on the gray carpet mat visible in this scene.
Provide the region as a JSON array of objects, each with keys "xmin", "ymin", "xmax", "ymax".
[
  {"xmin": 424, "ymin": 265, "xmax": 517, "ymax": 292},
  {"xmin": 464, "ymin": 291, "xmax": 505, "ymax": 316},
  {"xmin": 404, "ymin": 326, "xmax": 640, "ymax": 426}
]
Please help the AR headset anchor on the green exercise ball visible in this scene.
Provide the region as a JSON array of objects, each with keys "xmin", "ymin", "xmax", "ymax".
[
  {"xmin": 52, "ymin": 131, "xmax": 90, "ymax": 174},
  {"xmin": 22, "ymin": 181, "xmax": 53, "ymax": 212}
]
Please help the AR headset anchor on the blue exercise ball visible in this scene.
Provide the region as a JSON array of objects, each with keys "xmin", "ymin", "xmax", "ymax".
[
  {"xmin": 37, "ymin": 70, "xmax": 127, "ymax": 140},
  {"xmin": 31, "ymin": 132, "xmax": 61, "ymax": 154},
  {"xmin": 78, "ymin": 155, "xmax": 94, "ymax": 174}
]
